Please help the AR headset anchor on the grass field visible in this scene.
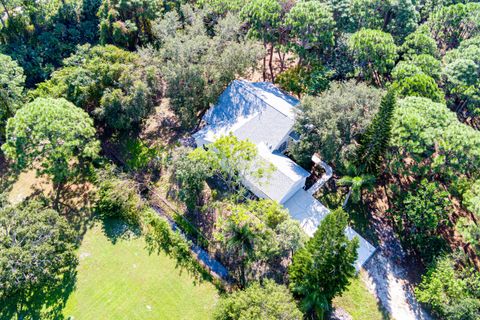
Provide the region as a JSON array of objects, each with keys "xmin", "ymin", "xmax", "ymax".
[
  {"xmin": 333, "ymin": 274, "xmax": 388, "ymax": 320},
  {"xmin": 63, "ymin": 219, "xmax": 219, "ymax": 320}
]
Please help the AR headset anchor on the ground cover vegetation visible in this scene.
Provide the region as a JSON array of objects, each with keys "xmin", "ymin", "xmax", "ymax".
[{"xmin": 0, "ymin": 0, "xmax": 479, "ymax": 319}]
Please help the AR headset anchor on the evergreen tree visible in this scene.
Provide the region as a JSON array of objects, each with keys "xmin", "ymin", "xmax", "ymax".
[
  {"xmin": 288, "ymin": 208, "xmax": 358, "ymax": 319},
  {"xmin": 356, "ymin": 90, "xmax": 397, "ymax": 174}
]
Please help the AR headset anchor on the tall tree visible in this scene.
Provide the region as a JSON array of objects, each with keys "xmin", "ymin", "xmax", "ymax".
[
  {"xmin": 97, "ymin": 0, "xmax": 162, "ymax": 49},
  {"xmin": 284, "ymin": 1, "xmax": 335, "ymax": 62},
  {"xmin": 356, "ymin": 90, "xmax": 396, "ymax": 174},
  {"xmin": 0, "ymin": 54, "xmax": 24, "ymax": 141},
  {"xmin": 392, "ymin": 73, "xmax": 445, "ymax": 103},
  {"xmin": 0, "ymin": 0, "xmax": 101, "ymax": 86},
  {"xmin": 289, "ymin": 208, "xmax": 358, "ymax": 319},
  {"xmin": 33, "ymin": 44, "xmax": 162, "ymax": 134},
  {"xmin": 389, "ymin": 97, "xmax": 480, "ymax": 181},
  {"xmin": 427, "ymin": 2, "xmax": 480, "ymax": 52},
  {"xmin": 241, "ymin": 0, "xmax": 282, "ymax": 81},
  {"xmin": 155, "ymin": 7, "xmax": 262, "ymax": 128},
  {"xmin": 189, "ymin": 134, "xmax": 274, "ymax": 195},
  {"xmin": 290, "ymin": 81, "xmax": 383, "ymax": 172},
  {"xmin": 443, "ymin": 36, "xmax": 480, "ymax": 128},
  {"xmin": 0, "ymin": 198, "xmax": 77, "ymax": 319},
  {"xmin": 1, "ymin": 98, "xmax": 100, "ymax": 202},
  {"xmin": 393, "ymin": 179, "xmax": 450, "ymax": 263},
  {"xmin": 338, "ymin": 164, "xmax": 376, "ymax": 206},
  {"xmin": 214, "ymin": 280, "xmax": 303, "ymax": 320},
  {"xmin": 348, "ymin": 29, "xmax": 398, "ymax": 86}
]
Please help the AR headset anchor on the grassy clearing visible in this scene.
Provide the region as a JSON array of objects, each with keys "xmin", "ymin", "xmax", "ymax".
[
  {"xmin": 63, "ymin": 219, "xmax": 218, "ymax": 320},
  {"xmin": 333, "ymin": 274, "xmax": 388, "ymax": 320}
]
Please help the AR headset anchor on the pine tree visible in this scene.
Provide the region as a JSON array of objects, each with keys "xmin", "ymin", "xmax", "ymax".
[
  {"xmin": 356, "ymin": 89, "xmax": 397, "ymax": 174},
  {"xmin": 288, "ymin": 208, "xmax": 359, "ymax": 319}
]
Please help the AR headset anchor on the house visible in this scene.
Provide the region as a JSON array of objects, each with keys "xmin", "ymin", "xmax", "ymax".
[{"xmin": 193, "ymin": 80, "xmax": 376, "ymax": 270}]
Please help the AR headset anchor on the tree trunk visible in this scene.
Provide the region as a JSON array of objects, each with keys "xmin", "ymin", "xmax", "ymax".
[
  {"xmin": 343, "ymin": 188, "xmax": 352, "ymax": 208},
  {"xmin": 269, "ymin": 43, "xmax": 275, "ymax": 82},
  {"xmin": 262, "ymin": 42, "xmax": 267, "ymax": 81},
  {"xmin": 53, "ymin": 181, "xmax": 64, "ymax": 211},
  {"xmin": 0, "ymin": 0, "xmax": 10, "ymax": 20}
]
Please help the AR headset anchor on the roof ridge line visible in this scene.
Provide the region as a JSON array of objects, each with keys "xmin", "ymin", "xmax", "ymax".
[{"xmin": 235, "ymin": 80, "xmax": 294, "ymax": 119}]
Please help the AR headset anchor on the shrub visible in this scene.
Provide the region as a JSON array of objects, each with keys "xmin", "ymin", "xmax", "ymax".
[{"xmin": 96, "ymin": 177, "xmax": 145, "ymax": 226}]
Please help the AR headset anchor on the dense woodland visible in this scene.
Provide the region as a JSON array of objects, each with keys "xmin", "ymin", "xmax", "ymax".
[{"xmin": 0, "ymin": 0, "xmax": 480, "ymax": 319}]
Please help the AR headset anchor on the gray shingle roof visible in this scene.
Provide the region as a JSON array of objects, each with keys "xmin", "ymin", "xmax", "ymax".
[{"xmin": 194, "ymin": 80, "xmax": 299, "ymax": 149}]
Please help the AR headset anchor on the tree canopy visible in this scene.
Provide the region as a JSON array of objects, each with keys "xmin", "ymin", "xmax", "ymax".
[
  {"xmin": 33, "ymin": 44, "xmax": 162, "ymax": 133},
  {"xmin": 214, "ymin": 280, "xmax": 303, "ymax": 320},
  {"xmin": 348, "ymin": 29, "xmax": 398, "ymax": 86},
  {"xmin": 289, "ymin": 208, "xmax": 358, "ymax": 318},
  {"xmin": 290, "ymin": 81, "xmax": 383, "ymax": 172},
  {"xmin": 2, "ymin": 97, "xmax": 100, "ymax": 189},
  {"xmin": 0, "ymin": 54, "xmax": 24, "ymax": 140},
  {"xmin": 0, "ymin": 198, "xmax": 77, "ymax": 319}
]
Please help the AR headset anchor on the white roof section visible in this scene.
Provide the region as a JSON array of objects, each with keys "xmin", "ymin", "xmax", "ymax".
[
  {"xmin": 246, "ymin": 143, "xmax": 310, "ymax": 203},
  {"xmin": 284, "ymin": 189, "xmax": 376, "ymax": 270},
  {"xmin": 194, "ymin": 80, "xmax": 299, "ymax": 149}
]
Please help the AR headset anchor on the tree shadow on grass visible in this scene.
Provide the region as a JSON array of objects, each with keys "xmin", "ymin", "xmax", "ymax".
[
  {"xmin": 0, "ymin": 266, "xmax": 77, "ymax": 320},
  {"xmin": 100, "ymin": 216, "xmax": 142, "ymax": 244}
]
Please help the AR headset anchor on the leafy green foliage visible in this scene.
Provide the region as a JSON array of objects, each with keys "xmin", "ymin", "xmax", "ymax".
[
  {"xmin": 2, "ymin": 97, "xmax": 99, "ymax": 187},
  {"xmin": 427, "ymin": 2, "xmax": 480, "ymax": 51},
  {"xmin": 98, "ymin": 0, "xmax": 162, "ymax": 49},
  {"xmin": 241, "ymin": 0, "xmax": 281, "ymax": 43},
  {"xmin": 156, "ymin": 7, "xmax": 262, "ymax": 128},
  {"xmin": 289, "ymin": 208, "xmax": 358, "ymax": 318},
  {"xmin": 172, "ymin": 147, "xmax": 210, "ymax": 210},
  {"xmin": 275, "ymin": 64, "xmax": 332, "ymax": 97},
  {"xmin": 338, "ymin": 164, "xmax": 376, "ymax": 205},
  {"xmin": 0, "ymin": 198, "xmax": 77, "ymax": 319},
  {"xmin": 464, "ymin": 179, "xmax": 480, "ymax": 218},
  {"xmin": 348, "ymin": 0, "xmax": 418, "ymax": 41},
  {"xmin": 415, "ymin": 254, "xmax": 480, "ymax": 319},
  {"xmin": 0, "ymin": 0, "xmax": 100, "ymax": 86},
  {"xmin": 443, "ymin": 36, "xmax": 480, "ymax": 120},
  {"xmin": 290, "ymin": 81, "xmax": 383, "ymax": 172},
  {"xmin": 400, "ymin": 26, "xmax": 439, "ymax": 58},
  {"xmin": 348, "ymin": 29, "xmax": 398, "ymax": 86},
  {"xmin": 33, "ymin": 44, "xmax": 162, "ymax": 133},
  {"xmin": 284, "ymin": 1, "xmax": 335, "ymax": 60},
  {"xmin": 96, "ymin": 175, "xmax": 145, "ymax": 226},
  {"xmin": 189, "ymin": 134, "xmax": 273, "ymax": 195},
  {"xmin": 392, "ymin": 73, "xmax": 445, "ymax": 102},
  {"xmin": 456, "ymin": 218, "xmax": 480, "ymax": 256},
  {"xmin": 389, "ymin": 97, "xmax": 480, "ymax": 181},
  {"xmin": 214, "ymin": 280, "xmax": 303, "ymax": 320},
  {"xmin": 356, "ymin": 90, "xmax": 396, "ymax": 174},
  {"xmin": 393, "ymin": 179, "xmax": 450, "ymax": 262},
  {"xmin": 0, "ymin": 54, "xmax": 24, "ymax": 140},
  {"xmin": 144, "ymin": 209, "xmax": 213, "ymax": 282},
  {"xmin": 215, "ymin": 199, "xmax": 306, "ymax": 287}
]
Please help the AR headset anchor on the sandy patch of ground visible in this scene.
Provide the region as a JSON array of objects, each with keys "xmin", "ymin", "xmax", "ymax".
[{"xmin": 8, "ymin": 170, "xmax": 52, "ymax": 204}]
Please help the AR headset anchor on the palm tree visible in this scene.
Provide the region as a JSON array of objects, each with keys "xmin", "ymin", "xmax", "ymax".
[
  {"xmin": 338, "ymin": 164, "xmax": 375, "ymax": 207},
  {"xmin": 225, "ymin": 221, "xmax": 257, "ymax": 287}
]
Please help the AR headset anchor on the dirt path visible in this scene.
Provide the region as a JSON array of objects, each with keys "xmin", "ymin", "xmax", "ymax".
[{"xmin": 362, "ymin": 222, "xmax": 432, "ymax": 320}]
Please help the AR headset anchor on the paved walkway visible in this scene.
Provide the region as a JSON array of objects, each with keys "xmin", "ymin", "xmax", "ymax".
[
  {"xmin": 302, "ymin": 161, "xmax": 430, "ymax": 319},
  {"xmin": 150, "ymin": 206, "xmax": 230, "ymax": 282}
]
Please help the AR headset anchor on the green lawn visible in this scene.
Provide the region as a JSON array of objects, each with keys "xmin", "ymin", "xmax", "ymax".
[
  {"xmin": 63, "ymin": 219, "xmax": 218, "ymax": 320},
  {"xmin": 333, "ymin": 274, "xmax": 388, "ymax": 320}
]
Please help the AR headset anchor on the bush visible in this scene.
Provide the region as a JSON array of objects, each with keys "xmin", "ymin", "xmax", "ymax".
[
  {"xmin": 96, "ymin": 177, "xmax": 145, "ymax": 226},
  {"xmin": 393, "ymin": 179, "xmax": 450, "ymax": 263},
  {"xmin": 415, "ymin": 254, "xmax": 480, "ymax": 319},
  {"xmin": 214, "ymin": 280, "xmax": 302, "ymax": 320}
]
